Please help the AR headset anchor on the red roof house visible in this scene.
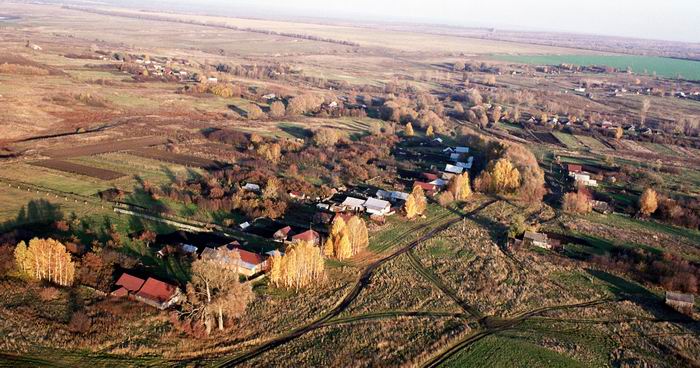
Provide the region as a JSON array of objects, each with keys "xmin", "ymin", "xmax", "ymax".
[
  {"xmin": 333, "ymin": 212, "xmax": 354, "ymax": 224},
  {"xmin": 291, "ymin": 229, "xmax": 320, "ymax": 245},
  {"xmin": 273, "ymin": 226, "xmax": 293, "ymax": 241},
  {"xmin": 567, "ymin": 164, "xmax": 583, "ymax": 174},
  {"xmin": 232, "ymin": 248, "xmax": 269, "ymax": 276},
  {"xmin": 110, "ymin": 287, "xmax": 129, "ymax": 298},
  {"xmin": 422, "ymin": 172, "xmax": 439, "ymax": 181},
  {"xmin": 135, "ymin": 278, "xmax": 182, "ymax": 310},
  {"xmin": 115, "ymin": 273, "xmax": 145, "ymax": 293},
  {"xmin": 414, "ymin": 181, "xmax": 437, "ymax": 194}
]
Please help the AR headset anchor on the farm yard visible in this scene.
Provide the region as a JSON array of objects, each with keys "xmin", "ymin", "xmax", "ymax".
[{"xmin": 0, "ymin": 1, "xmax": 699, "ymax": 367}]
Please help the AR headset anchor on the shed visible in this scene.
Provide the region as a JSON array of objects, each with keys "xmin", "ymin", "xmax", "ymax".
[
  {"xmin": 342, "ymin": 196, "xmax": 366, "ymax": 211},
  {"xmin": 523, "ymin": 231, "xmax": 550, "ymax": 249},
  {"xmin": 444, "ymin": 164, "xmax": 464, "ymax": 174},
  {"xmin": 665, "ymin": 291, "xmax": 695, "ymax": 316},
  {"xmin": 364, "ymin": 197, "xmax": 392, "ymax": 216}
]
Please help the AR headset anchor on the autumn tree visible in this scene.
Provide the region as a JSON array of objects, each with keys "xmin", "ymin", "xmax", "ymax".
[
  {"xmin": 263, "ymin": 177, "xmax": 280, "ymax": 199},
  {"xmin": 269, "ymin": 101, "xmax": 286, "ymax": 118},
  {"xmin": 183, "ymin": 250, "xmax": 253, "ymax": 335},
  {"xmin": 269, "ymin": 240, "xmax": 325, "ymax": 289},
  {"xmin": 404, "ymin": 193, "xmax": 419, "ymax": 219},
  {"xmin": 426, "ymin": 125, "xmax": 435, "ymax": 137},
  {"xmin": 639, "ymin": 188, "xmax": 658, "ymax": 216},
  {"xmin": 15, "ymin": 238, "xmax": 75, "ymax": 286},
  {"xmin": 448, "ymin": 172, "xmax": 472, "ymax": 201},
  {"xmin": 563, "ymin": 190, "xmax": 592, "ymax": 214},
  {"xmin": 640, "ymin": 98, "xmax": 650, "ymax": 127},
  {"xmin": 405, "ymin": 186, "xmax": 427, "ymax": 219},
  {"xmin": 14, "ymin": 241, "xmax": 29, "ymax": 273},
  {"xmin": 404, "ymin": 122, "xmax": 415, "ymax": 137},
  {"xmin": 476, "ymin": 158, "xmax": 521, "ymax": 195},
  {"xmin": 346, "ymin": 216, "xmax": 369, "ymax": 254},
  {"xmin": 313, "ymin": 128, "xmax": 341, "ymax": 147},
  {"xmin": 247, "ymin": 104, "xmax": 265, "ymax": 120},
  {"xmin": 323, "ymin": 216, "xmax": 362, "ymax": 260},
  {"xmin": 614, "ymin": 126, "xmax": 623, "ymax": 140}
]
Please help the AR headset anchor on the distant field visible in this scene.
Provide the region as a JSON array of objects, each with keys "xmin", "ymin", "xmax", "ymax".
[
  {"xmin": 493, "ymin": 54, "xmax": 700, "ymax": 80},
  {"xmin": 574, "ymin": 135, "xmax": 609, "ymax": 151},
  {"xmin": 551, "ymin": 132, "xmax": 584, "ymax": 150}
]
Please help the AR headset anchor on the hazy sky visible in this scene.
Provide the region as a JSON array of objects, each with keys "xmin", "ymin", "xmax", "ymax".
[{"xmin": 118, "ymin": 0, "xmax": 700, "ymax": 43}]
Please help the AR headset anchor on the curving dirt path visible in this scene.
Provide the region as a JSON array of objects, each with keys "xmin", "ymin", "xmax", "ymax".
[{"xmin": 213, "ymin": 200, "xmax": 498, "ymax": 367}]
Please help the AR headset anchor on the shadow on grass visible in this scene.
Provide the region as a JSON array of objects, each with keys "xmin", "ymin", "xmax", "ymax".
[
  {"xmin": 586, "ymin": 269, "xmax": 699, "ymax": 336},
  {"xmin": 279, "ymin": 124, "xmax": 312, "ymax": 140}
]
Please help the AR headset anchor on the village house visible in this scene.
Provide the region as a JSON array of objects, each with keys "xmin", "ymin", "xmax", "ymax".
[
  {"xmin": 134, "ymin": 277, "xmax": 183, "ymax": 310},
  {"xmin": 242, "ymin": 183, "xmax": 261, "ymax": 192},
  {"xmin": 376, "ymin": 189, "xmax": 409, "ymax": 203},
  {"xmin": 430, "ymin": 178, "xmax": 449, "ymax": 188},
  {"xmin": 591, "ymin": 200, "xmax": 611, "ymax": 214},
  {"xmin": 112, "ymin": 273, "xmax": 146, "ymax": 298},
  {"xmin": 523, "ymin": 231, "xmax": 550, "ymax": 249},
  {"xmin": 112, "ymin": 273, "xmax": 182, "ymax": 310},
  {"xmin": 572, "ymin": 173, "xmax": 598, "ymax": 187},
  {"xmin": 273, "ymin": 225, "xmax": 293, "ymax": 242},
  {"xmin": 422, "ymin": 172, "xmax": 440, "ymax": 182},
  {"xmin": 292, "ymin": 229, "xmax": 321, "ymax": 246},
  {"xmin": 288, "ymin": 191, "xmax": 306, "ymax": 200},
  {"xmin": 444, "ymin": 164, "xmax": 464, "ymax": 175},
  {"xmin": 665, "ymin": 291, "xmax": 695, "ymax": 316},
  {"xmin": 232, "ymin": 248, "xmax": 269, "ymax": 276},
  {"xmin": 342, "ymin": 196, "xmax": 366, "ymax": 212},
  {"xmin": 414, "ymin": 181, "xmax": 438, "ymax": 195},
  {"xmin": 567, "ymin": 164, "xmax": 583, "ymax": 174},
  {"xmin": 363, "ymin": 197, "xmax": 392, "ymax": 216}
]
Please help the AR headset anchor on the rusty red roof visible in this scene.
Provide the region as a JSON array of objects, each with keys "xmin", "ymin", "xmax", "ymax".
[
  {"xmin": 136, "ymin": 278, "xmax": 178, "ymax": 304},
  {"xmin": 422, "ymin": 172, "xmax": 439, "ymax": 181},
  {"xmin": 292, "ymin": 229, "xmax": 320, "ymax": 242},
  {"xmin": 414, "ymin": 181, "xmax": 437, "ymax": 192},
  {"xmin": 111, "ymin": 287, "xmax": 129, "ymax": 298},
  {"xmin": 115, "ymin": 273, "xmax": 145, "ymax": 292},
  {"xmin": 275, "ymin": 226, "xmax": 292, "ymax": 236},
  {"xmin": 233, "ymin": 248, "xmax": 267, "ymax": 266},
  {"xmin": 334, "ymin": 212, "xmax": 354, "ymax": 224}
]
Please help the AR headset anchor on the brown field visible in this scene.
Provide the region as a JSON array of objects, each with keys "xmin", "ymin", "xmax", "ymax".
[
  {"xmin": 29, "ymin": 159, "xmax": 126, "ymax": 180},
  {"xmin": 42, "ymin": 136, "xmax": 169, "ymax": 158},
  {"xmin": 129, "ymin": 147, "xmax": 223, "ymax": 169},
  {"xmin": 533, "ymin": 132, "xmax": 563, "ymax": 146}
]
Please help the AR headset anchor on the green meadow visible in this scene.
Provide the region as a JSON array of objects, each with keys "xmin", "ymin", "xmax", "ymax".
[{"xmin": 493, "ymin": 54, "xmax": 700, "ymax": 80}]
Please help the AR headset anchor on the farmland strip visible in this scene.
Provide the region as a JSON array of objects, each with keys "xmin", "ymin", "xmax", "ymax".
[{"xmin": 29, "ymin": 159, "xmax": 125, "ymax": 180}]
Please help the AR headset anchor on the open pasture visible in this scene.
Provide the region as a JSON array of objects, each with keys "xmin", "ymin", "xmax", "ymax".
[{"xmin": 129, "ymin": 148, "xmax": 222, "ymax": 169}]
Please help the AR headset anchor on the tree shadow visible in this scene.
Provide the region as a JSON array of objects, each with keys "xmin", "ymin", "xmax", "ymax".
[
  {"xmin": 0, "ymin": 199, "xmax": 64, "ymax": 232},
  {"xmin": 228, "ymin": 104, "xmax": 249, "ymax": 118},
  {"xmin": 279, "ymin": 124, "xmax": 312, "ymax": 140},
  {"xmin": 586, "ymin": 269, "xmax": 699, "ymax": 334}
]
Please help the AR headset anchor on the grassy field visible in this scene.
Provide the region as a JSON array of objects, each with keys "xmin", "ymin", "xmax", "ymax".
[
  {"xmin": 574, "ymin": 135, "xmax": 609, "ymax": 151},
  {"xmin": 441, "ymin": 334, "xmax": 587, "ymax": 368},
  {"xmin": 493, "ymin": 54, "xmax": 700, "ymax": 80},
  {"xmin": 551, "ymin": 132, "xmax": 584, "ymax": 150}
]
